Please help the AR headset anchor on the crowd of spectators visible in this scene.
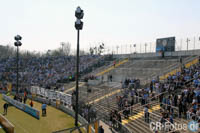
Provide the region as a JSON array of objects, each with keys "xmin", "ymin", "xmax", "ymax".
[
  {"xmin": 71, "ymin": 90, "xmax": 97, "ymax": 122},
  {"xmin": 158, "ymin": 62, "xmax": 200, "ymax": 124},
  {"xmin": 108, "ymin": 57, "xmax": 200, "ymax": 132},
  {"xmin": 109, "ymin": 110, "xmax": 122, "ymax": 131},
  {"xmin": 0, "ymin": 55, "xmax": 105, "ymax": 89}
]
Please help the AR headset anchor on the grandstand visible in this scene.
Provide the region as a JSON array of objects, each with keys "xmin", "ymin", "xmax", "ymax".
[
  {"xmin": 67, "ymin": 50, "xmax": 200, "ymax": 133},
  {"xmin": 1, "ymin": 45, "xmax": 200, "ymax": 133}
]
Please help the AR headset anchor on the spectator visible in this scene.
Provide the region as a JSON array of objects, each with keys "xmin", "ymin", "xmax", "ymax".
[
  {"xmin": 98, "ymin": 125, "xmax": 104, "ymax": 133},
  {"xmin": 3, "ymin": 103, "xmax": 8, "ymax": 115},
  {"xmin": 30, "ymin": 99, "xmax": 34, "ymax": 107},
  {"xmin": 42, "ymin": 103, "xmax": 47, "ymax": 116},
  {"xmin": 23, "ymin": 95, "xmax": 27, "ymax": 104},
  {"xmin": 144, "ymin": 105, "xmax": 149, "ymax": 123},
  {"xmin": 109, "ymin": 111, "xmax": 113, "ymax": 130},
  {"xmin": 113, "ymin": 61, "xmax": 116, "ymax": 67}
]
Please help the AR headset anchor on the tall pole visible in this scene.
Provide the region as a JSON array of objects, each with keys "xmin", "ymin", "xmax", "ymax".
[
  {"xmin": 194, "ymin": 37, "xmax": 195, "ymax": 50},
  {"xmin": 186, "ymin": 38, "xmax": 190, "ymax": 51},
  {"xmin": 14, "ymin": 35, "xmax": 22, "ymax": 94},
  {"xmin": 75, "ymin": 29, "xmax": 80, "ymax": 127},
  {"xmin": 117, "ymin": 46, "xmax": 119, "ymax": 54},
  {"xmin": 61, "ymin": 42, "xmax": 64, "ymax": 55},
  {"xmin": 135, "ymin": 45, "xmax": 136, "ymax": 53},
  {"xmin": 16, "ymin": 46, "xmax": 19, "ymax": 94},
  {"xmin": 126, "ymin": 44, "xmax": 127, "ymax": 54},
  {"xmin": 74, "ymin": 6, "xmax": 84, "ymax": 127},
  {"xmin": 121, "ymin": 45, "xmax": 122, "ymax": 54},
  {"xmin": 150, "ymin": 42, "xmax": 152, "ymax": 53},
  {"xmin": 180, "ymin": 38, "xmax": 182, "ymax": 51},
  {"xmin": 145, "ymin": 44, "xmax": 147, "ymax": 53},
  {"xmin": 112, "ymin": 46, "xmax": 114, "ymax": 54}
]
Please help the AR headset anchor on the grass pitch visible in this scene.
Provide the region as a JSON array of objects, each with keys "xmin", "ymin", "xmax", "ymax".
[
  {"xmin": 0, "ymin": 94, "xmax": 76, "ymax": 133},
  {"xmin": 0, "ymin": 127, "xmax": 5, "ymax": 133}
]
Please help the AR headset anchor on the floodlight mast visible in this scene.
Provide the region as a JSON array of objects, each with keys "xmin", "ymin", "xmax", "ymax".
[
  {"xmin": 74, "ymin": 6, "xmax": 84, "ymax": 127},
  {"xmin": 14, "ymin": 35, "xmax": 22, "ymax": 94}
]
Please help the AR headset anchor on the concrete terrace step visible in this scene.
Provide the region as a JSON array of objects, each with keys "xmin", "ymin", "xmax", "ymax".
[
  {"xmin": 126, "ymin": 117, "xmax": 153, "ymax": 133},
  {"xmin": 95, "ymin": 58, "xmax": 129, "ymax": 77},
  {"xmin": 121, "ymin": 103, "xmax": 160, "ymax": 133},
  {"xmin": 64, "ymin": 82, "xmax": 85, "ymax": 93}
]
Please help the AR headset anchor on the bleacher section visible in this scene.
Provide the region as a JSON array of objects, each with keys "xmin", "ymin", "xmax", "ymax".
[
  {"xmin": 61, "ymin": 52, "xmax": 200, "ymax": 133},
  {"xmin": 110, "ymin": 58, "xmax": 179, "ymax": 82},
  {"xmin": 95, "ymin": 58, "xmax": 129, "ymax": 77}
]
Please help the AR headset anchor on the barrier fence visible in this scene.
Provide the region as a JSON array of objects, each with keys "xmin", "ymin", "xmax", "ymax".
[
  {"xmin": 102, "ymin": 36, "xmax": 200, "ymax": 55},
  {"xmin": 3, "ymin": 94, "xmax": 40, "ymax": 119},
  {"xmin": 30, "ymin": 86, "xmax": 72, "ymax": 107}
]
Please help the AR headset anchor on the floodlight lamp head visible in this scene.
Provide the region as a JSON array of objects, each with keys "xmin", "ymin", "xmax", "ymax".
[
  {"xmin": 75, "ymin": 19, "xmax": 83, "ymax": 30},
  {"xmin": 14, "ymin": 41, "xmax": 22, "ymax": 47},
  {"xmin": 75, "ymin": 6, "xmax": 84, "ymax": 19},
  {"xmin": 14, "ymin": 35, "xmax": 22, "ymax": 41}
]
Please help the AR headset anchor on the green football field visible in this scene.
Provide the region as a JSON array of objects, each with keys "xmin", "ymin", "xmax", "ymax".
[
  {"xmin": 0, "ymin": 127, "xmax": 5, "ymax": 133},
  {"xmin": 0, "ymin": 94, "xmax": 76, "ymax": 133}
]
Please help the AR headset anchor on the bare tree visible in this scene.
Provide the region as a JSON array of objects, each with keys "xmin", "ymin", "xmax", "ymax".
[
  {"xmin": 89, "ymin": 47, "xmax": 94, "ymax": 55},
  {"xmin": 98, "ymin": 43, "xmax": 104, "ymax": 55},
  {"xmin": 51, "ymin": 49, "xmax": 61, "ymax": 57},
  {"xmin": 62, "ymin": 42, "xmax": 71, "ymax": 56}
]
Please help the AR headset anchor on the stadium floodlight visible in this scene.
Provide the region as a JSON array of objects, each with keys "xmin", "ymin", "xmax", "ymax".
[
  {"xmin": 14, "ymin": 41, "xmax": 22, "ymax": 46},
  {"xmin": 75, "ymin": 19, "xmax": 83, "ymax": 30},
  {"xmin": 14, "ymin": 35, "xmax": 22, "ymax": 41},
  {"xmin": 14, "ymin": 35, "xmax": 22, "ymax": 94},
  {"xmin": 75, "ymin": 6, "xmax": 84, "ymax": 19},
  {"xmin": 186, "ymin": 38, "xmax": 190, "ymax": 51},
  {"xmin": 116, "ymin": 46, "xmax": 119, "ymax": 54},
  {"xmin": 134, "ymin": 44, "xmax": 136, "ymax": 53},
  {"xmin": 145, "ymin": 43, "xmax": 147, "ymax": 53},
  {"xmin": 74, "ymin": 6, "xmax": 84, "ymax": 127}
]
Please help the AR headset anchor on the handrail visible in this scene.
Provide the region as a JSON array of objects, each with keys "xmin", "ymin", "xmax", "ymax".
[
  {"xmin": 113, "ymin": 118, "xmax": 132, "ymax": 133},
  {"xmin": 145, "ymin": 55, "xmax": 199, "ymax": 83},
  {"xmin": 148, "ymin": 111, "xmax": 171, "ymax": 124},
  {"xmin": 118, "ymin": 91, "xmax": 169, "ymax": 114},
  {"xmin": 118, "ymin": 100, "xmax": 159, "ymax": 115},
  {"xmin": 186, "ymin": 111, "xmax": 200, "ymax": 121},
  {"xmin": 160, "ymin": 103, "xmax": 179, "ymax": 110},
  {"xmin": 89, "ymin": 57, "xmax": 126, "ymax": 77},
  {"xmin": 94, "ymin": 102, "xmax": 132, "ymax": 133}
]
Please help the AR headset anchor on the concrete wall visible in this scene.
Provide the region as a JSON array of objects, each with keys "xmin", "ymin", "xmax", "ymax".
[
  {"xmin": 88, "ymin": 80, "xmax": 101, "ymax": 86},
  {"xmin": 113, "ymin": 49, "xmax": 200, "ymax": 59}
]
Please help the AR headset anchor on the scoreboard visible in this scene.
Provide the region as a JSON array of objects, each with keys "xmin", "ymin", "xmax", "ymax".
[{"xmin": 156, "ymin": 37, "xmax": 175, "ymax": 52}]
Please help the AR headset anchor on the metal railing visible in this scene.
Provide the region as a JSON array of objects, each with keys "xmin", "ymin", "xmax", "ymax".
[{"xmin": 145, "ymin": 55, "xmax": 199, "ymax": 84}]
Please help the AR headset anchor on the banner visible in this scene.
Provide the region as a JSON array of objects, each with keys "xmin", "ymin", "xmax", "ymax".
[
  {"xmin": 45, "ymin": 89, "xmax": 49, "ymax": 98},
  {"xmin": 48, "ymin": 90, "xmax": 54, "ymax": 99},
  {"xmin": 40, "ymin": 88, "xmax": 45, "ymax": 97},
  {"xmin": 30, "ymin": 86, "xmax": 37, "ymax": 95},
  {"xmin": 52, "ymin": 91, "xmax": 57, "ymax": 100},
  {"xmin": 3, "ymin": 94, "xmax": 40, "ymax": 119},
  {"xmin": 30, "ymin": 86, "xmax": 72, "ymax": 106},
  {"xmin": 37, "ymin": 87, "xmax": 41, "ymax": 96}
]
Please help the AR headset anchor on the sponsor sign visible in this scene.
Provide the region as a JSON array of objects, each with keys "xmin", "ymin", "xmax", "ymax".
[
  {"xmin": 3, "ymin": 94, "xmax": 40, "ymax": 119},
  {"xmin": 30, "ymin": 86, "xmax": 72, "ymax": 106}
]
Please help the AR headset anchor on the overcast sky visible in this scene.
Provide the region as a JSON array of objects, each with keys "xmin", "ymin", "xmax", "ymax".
[{"xmin": 0, "ymin": 0, "xmax": 200, "ymax": 53}]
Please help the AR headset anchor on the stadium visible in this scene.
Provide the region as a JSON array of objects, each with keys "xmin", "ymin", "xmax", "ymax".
[{"xmin": 0, "ymin": 1, "xmax": 200, "ymax": 133}]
